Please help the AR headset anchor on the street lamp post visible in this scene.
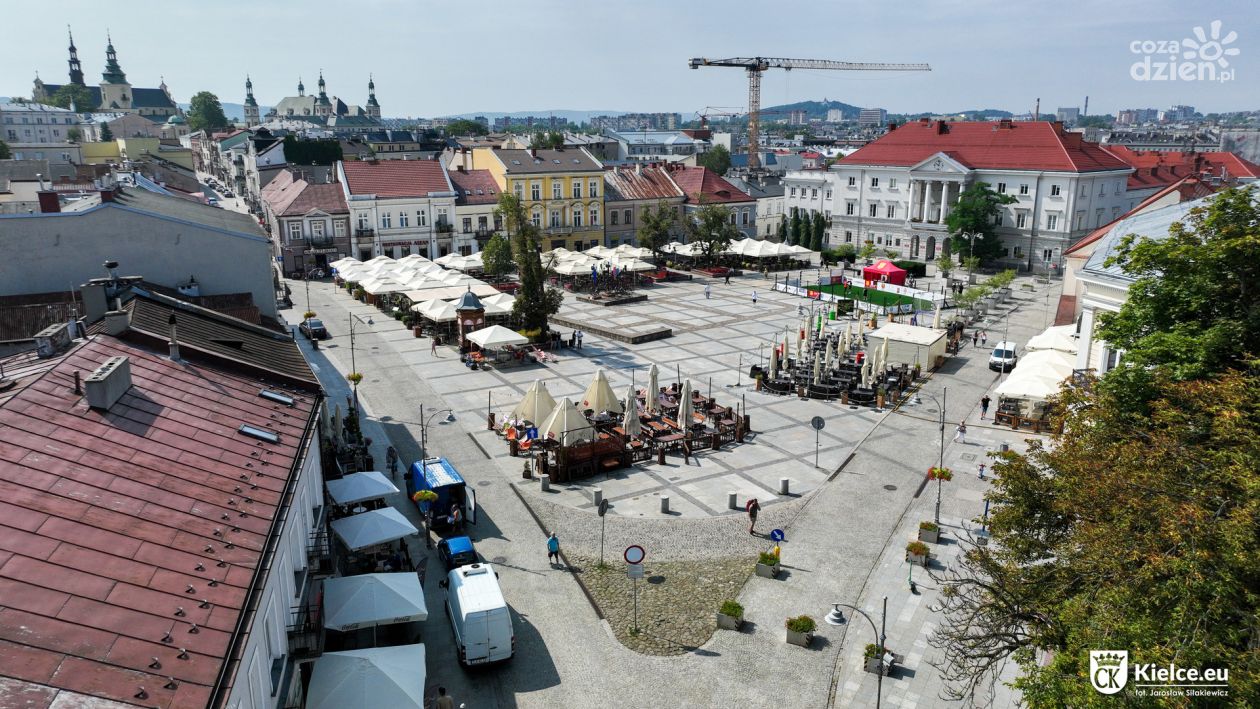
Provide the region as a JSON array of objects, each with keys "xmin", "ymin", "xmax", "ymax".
[
  {"xmin": 419, "ymin": 402, "xmax": 456, "ymax": 460},
  {"xmin": 962, "ymin": 231, "xmax": 981, "ymax": 284},
  {"xmin": 915, "ymin": 387, "xmax": 948, "ymax": 524},
  {"xmin": 348, "ymin": 312, "xmax": 373, "ymax": 411},
  {"xmin": 825, "ymin": 596, "xmax": 889, "ymax": 709}
]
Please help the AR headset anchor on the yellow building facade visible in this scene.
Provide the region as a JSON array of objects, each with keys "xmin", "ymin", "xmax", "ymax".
[{"xmin": 472, "ymin": 147, "xmax": 605, "ymax": 251}]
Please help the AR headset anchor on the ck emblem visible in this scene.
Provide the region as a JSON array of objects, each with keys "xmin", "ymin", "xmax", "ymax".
[{"xmin": 1090, "ymin": 651, "xmax": 1129, "ymax": 695}]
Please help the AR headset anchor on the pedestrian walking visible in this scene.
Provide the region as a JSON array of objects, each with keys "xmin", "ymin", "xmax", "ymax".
[
  {"xmin": 954, "ymin": 421, "xmax": 968, "ymax": 444},
  {"xmin": 980, "ymin": 395, "xmax": 991, "ymax": 420},
  {"xmin": 978, "ymin": 463, "xmax": 987, "ymax": 480},
  {"xmin": 431, "ymin": 337, "xmax": 438, "ymax": 356},
  {"xmin": 751, "ymin": 289, "xmax": 758, "ymax": 305},
  {"xmin": 972, "ymin": 331, "xmax": 979, "ymax": 347},
  {"xmin": 724, "ymin": 273, "xmax": 731, "ymax": 285},
  {"xmin": 981, "ymin": 331, "xmax": 988, "ymax": 346},
  {"xmin": 705, "ymin": 284, "xmax": 712, "ymax": 299},
  {"xmin": 546, "ymin": 532, "xmax": 560, "ymax": 566},
  {"xmin": 386, "ymin": 446, "xmax": 398, "ymax": 477},
  {"xmin": 745, "ymin": 498, "xmax": 761, "ymax": 535},
  {"xmin": 435, "ymin": 686, "xmax": 455, "ymax": 709},
  {"xmin": 575, "ymin": 329, "xmax": 584, "ymax": 349}
]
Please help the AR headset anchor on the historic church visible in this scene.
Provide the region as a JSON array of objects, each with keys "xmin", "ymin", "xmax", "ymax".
[{"xmin": 32, "ymin": 29, "xmax": 181, "ymax": 119}]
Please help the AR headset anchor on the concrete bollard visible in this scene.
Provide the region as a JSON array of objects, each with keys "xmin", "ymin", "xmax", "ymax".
[
  {"xmin": 593, "ymin": 487, "xmax": 603, "ymax": 507},
  {"xmin": 660, "ymin": 495, "xmax": 670, "ymax": 514},
  {"xmin": 1000, "ymin": 443, "xmax": 1010, "ymax": 453},
  {"xmin": 779, "ymin": 478, "xmax": 790, "ymax": 495},
  {"xmin": 539, "ymin": 474, "xmax": 550, "ymax": 492}
]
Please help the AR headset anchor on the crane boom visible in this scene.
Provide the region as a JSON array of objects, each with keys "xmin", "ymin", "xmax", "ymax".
[{"xmin": 689, "ymin": 56, "xmax": 930, "ymax": 168}]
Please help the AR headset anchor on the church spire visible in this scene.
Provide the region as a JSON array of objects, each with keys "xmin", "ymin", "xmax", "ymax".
[
  {"xmin": 101, "ymin": 30, "xmax": 127, "ymax": 84},
  {"xmin": 366, "ymin": 73, "xmax": 381, "ymax": 120},
  {"xmin": 298, "ymin": 77, "xmax": 305, "ymax": 96},
  {"xmin": 67, "ymin": 25, "xmax": 84, "ymax": 85}
]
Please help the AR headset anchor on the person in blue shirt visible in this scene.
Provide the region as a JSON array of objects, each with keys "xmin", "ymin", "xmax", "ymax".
[{"xmin": 546, "ymin": 532, "xmax": 560, "ymax": 566}]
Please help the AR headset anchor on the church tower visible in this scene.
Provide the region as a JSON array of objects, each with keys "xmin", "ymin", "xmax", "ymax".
[
  {"xmin": 99, "ymin": 32, "xmax": 133, "ymax": 110},
  {"xmin": 244, "ymin": 76, "xmax": 260, "ymax": 127},
  {"xmin": 297, "ymin": 77, "xmax": 305, "ymax": 97},
  {"xmin": 316, "ymin": 71, "xmax": 332, "ymax": 117},
  {"xmin": 366, "ymin": 74, "xmax": 381, "ymax": 120},
  {"xmin": 67, "ymin": 26, "xmax": 85, "ymax": 85}
]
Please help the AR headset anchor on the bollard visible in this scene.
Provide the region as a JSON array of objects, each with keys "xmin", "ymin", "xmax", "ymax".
[
  {"xmin": 728, "ymin": 491, "xmax": 739, "ymax": 510},
  {"xmin": 487, "ymin": 412, "xmax": 496, "ymax": 431},
  {"xmin": 539, "ymin": 474, "xmax": 550, "ymax": 492},
  {"xmin": 1000, "ymin": 442, "xmax": 1009, "ymax": 453},
  {"xmin": 660, "ymin": 495, "xmax": 670, "ymax": 514},
  {"xmin": 593, "ymin": 487, "xmax": 603, "ymax": 507},
  {"xmin": 779, "ymin": 478, "xmax": 790, "ymax": 495}
]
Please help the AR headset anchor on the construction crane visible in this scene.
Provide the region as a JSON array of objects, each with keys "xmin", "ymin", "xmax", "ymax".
[{"xmin": 689, "ymin": 56, "xmax": 931, "ymax": 168}]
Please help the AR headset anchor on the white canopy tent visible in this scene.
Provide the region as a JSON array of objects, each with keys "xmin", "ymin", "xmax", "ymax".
[
  {"xmin": 1025, "ymin": 325, "xmax": 1080, "ymax": 354},
  {"xmin": 322, "ymin": 573, "xmax": 428, "ymax": 632},
  {"xmin": 481, "ymin": 292, "xmax": 516, "ymax": 308},
  {"xmin": 307, "ymin": 645, "xmax": 426, "ymax": 709},
  {"xmin": 994, "ymin": 349, "xmax": 1076, "ymax": 402},
  {"xmin": 330, "ymin": 507, "xmax": 418, "ymax": 551},
  {"xmin": 411, "ymin": 299, "xmax": 457, "ymax": 322},
  {"xmin": 552, "ymin": 258, "xmax": 598, "ymax": 275},
  {"xmin": 612, "ymin": 244, "xmax": 654, "ymax": 259},
  {"xmin": 325, "ymin": 471, "xmax": 399, "ymax": 506},
  {"xmin": 467, "ymin": 325, "xmax": 529, "ymax": 349},
  {"xmin": 538, "ymin": 397, "xmax": 595, "ymax": 446},
  {"xmin": 584, "ymin": 245, "xmax": 618, "ymax": 259},
  {"xmin": 606, "ymin": 257, "xmax": 656, "ymax": 272}
]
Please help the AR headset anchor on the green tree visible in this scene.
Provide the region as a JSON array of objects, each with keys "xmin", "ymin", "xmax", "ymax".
[
  {"xmin": 809, "ymin": 212, "xmax": 826, "ymax": 252},
  {"xmin": 186, "ymin": 91, "xmax": 229, "ymax": 133},
  {"xmin": 930, "ymin": 372, "xmax": 1260, "ymax": 706},
  {"xmin": 67, "ymin": 128, "xmax": 82, "ymax": 143},
  {"xmin": 480, "ymin": 233, "xmax": 513, "ymax": 277},
  {"xmin": 529, "ymin": 131, "xmax": 564, "ymax": 149},
  {"xmin": 789, "ymin": 208, "xmax": 803, "ymax": 246},
  {"xmin": 0, "ymin": 139, "xmax": 10, "ymax": 160},
  {"xmin": 47, "ymin": 84, "xmax": 97, "ymax": 111},
  {"xmin": 685, "ymin": 203, "xmax": 740, "ymax": 263},
  {"xmin": 936, "ymin": 236, "xmax": 954, "ymax": 279},
  {"xmin": 944, "ymin": 182, "xmax": 1016, "ymax": 261},
  {"xmin": 776, "ymin": 219, "xmax": 787, "ymax": 243},
  {"xmin": 858, "ymin": 241, "xmax": 877, "ymax": 261},
  {"xmin": 636, "ymin": 202, "xmax": 677, "ymax": 260},
  {"xmin": 696, "ymin": 144, "xmax": 731, "ymax": 176},
  {"xmin": 445, "ymin": 119, "xmax": 489, "ymax": 136},
  {"xmin": 497, "ymin": 193, "xmax": 562, "ymax": 335},
  {"xmin": 98, "ymin": 122, "xmax": 114, "ymax": 142}
]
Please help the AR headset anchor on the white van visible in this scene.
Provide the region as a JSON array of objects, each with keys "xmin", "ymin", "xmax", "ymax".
[
  {"xmin": 440, "ymin": 563, "xmax": 514, "ymax": 666},
  {"xmin": 988, "ymin": 341, "xmax": 1018, "ymax": 371}
]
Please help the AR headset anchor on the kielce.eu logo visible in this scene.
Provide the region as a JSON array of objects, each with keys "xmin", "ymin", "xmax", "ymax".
[
  {"xmin": 1090, "ymin": 651, "xmax": 1129, "ymax": 695},
  {"xmin": 1131, "ymin": 20, "xmax": 1240, "ymax": 82}
]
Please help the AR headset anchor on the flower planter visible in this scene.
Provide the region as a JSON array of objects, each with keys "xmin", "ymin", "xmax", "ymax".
[
  {"xmin": 715, "ymin": 612, "xmax": 742, "ymax": 631},
  {"xmin": 906, "ymin": 551, "xmax": 929, "ymax": 566},
  {"xmin": 918, "ymin": 527, "xmax": 940, "ymax": 544},
  {"xmin": 755, "ymin": 562, "xmax": 780, "ymax": 579},
  {"xmin": 413, "ymin": 326, "xmax": 423, "ymax": 338},
  {"xmin": 865, "ymin": 656, "xmax": 894, "ymax": 675},
  {"xmin": 786, "ymin": 629, "xmax": 813, "ymax": 647}
]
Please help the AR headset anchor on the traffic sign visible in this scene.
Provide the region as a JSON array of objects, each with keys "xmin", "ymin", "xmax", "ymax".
[
  {"xmin": 626, "ymin": 563, "xmax": 645, "ymax": 579},
  {"xmin": 624, "ymin": 545, "xmax": 646, "ymax": 564},
  {"xmin": 770, "ymin": 528, "xmax": 785, "ymax": 542},
  {"xmin": 598, "ymin": 499, "xmax": 610, "ymax": 517},
  {"xmin": 811, "ymin": 416, "xmax": 825, "ymax": 430}
]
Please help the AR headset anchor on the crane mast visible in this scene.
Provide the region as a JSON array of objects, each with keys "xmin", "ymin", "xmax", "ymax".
[{"xmin": 689, "ymin": 56, "xmax": 931, "ymax": 169}]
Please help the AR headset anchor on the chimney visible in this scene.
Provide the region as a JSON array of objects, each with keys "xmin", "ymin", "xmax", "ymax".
[
  {"xmin": 80, "ymin": 281, "xmax": 108, "ymax": 322},
  {"xmin": 84, "ymin": 356, "xmax": 132, "ymax": 411},
  {"xmin": 103, "ymin": 309, "xmax": 131, "ymax": 336},
  {"xmin": 99, "ymin": 188, "xmax": 116, "ymax": 203},
  {"xmin": 1051, "ymin": 120, "xmax": 1063, "ymax": 133},
  {"xmin": 528, "ymin": 148, "xmax": 537, "ymax": 158},
  {"xmin": 168, "ymin": 313, "xmax": 180, "ymax": 360},
  {"xmin": 887, "ymin": 122, "xmax": 897, "ymax": 131},
  {"xmin": 37, "ymin": 191, "xmax": 61, "ymax": 213},
  {"xmin": 918, "ymin": 117, "xmax": 930, "ymax": 125},
  {"xmin": 935, "ymin": 120, "xmax": 948, "ymax": 134}
]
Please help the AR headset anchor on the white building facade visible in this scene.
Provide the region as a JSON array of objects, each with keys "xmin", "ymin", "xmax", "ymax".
[{"xmin": 338, "ymin": 160, "xmax": 458, "ymax": 261}]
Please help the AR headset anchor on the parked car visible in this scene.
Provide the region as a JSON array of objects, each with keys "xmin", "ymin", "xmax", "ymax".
[
  {"xmin": 299, "ymin": 318, "xmax": 328, "ymax": 340},
  {"xmin": 223, "ymin": 190, "xmax": 235, "ymax": 198},
  {"xmin": 437, "ymin": 536, "xmax": 478, "ymax": 572},
  {"xmin": 439, "ymin": 563, "xmax": 514, "ymax": 666},
  {"xmin": 988, "ymin": 341, "xmax": 1018, "ymax": 371}
]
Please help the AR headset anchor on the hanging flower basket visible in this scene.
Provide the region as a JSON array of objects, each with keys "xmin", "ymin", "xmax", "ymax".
[
  {"xmin": 303, "ymin": 311, "xmax": 317, "ymax": 320},
  {"xmin": 347, "ymin": 372, "xmax": 364, "ymax": 385},
  {"xmin": 927, "ymin": 466, "xmax": 953, "ymax": 481}
]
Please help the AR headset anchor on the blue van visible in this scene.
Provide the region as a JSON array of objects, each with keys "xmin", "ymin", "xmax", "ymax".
[{"xmin": 406, "ymin": 457, "xmax": 477, "ymax": 533}]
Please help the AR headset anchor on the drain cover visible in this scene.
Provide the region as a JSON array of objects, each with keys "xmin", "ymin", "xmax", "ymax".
[
  {"xmin": 883, "ymin": 484, "xmax": 898, "ymax": 491},
  {"xmin": 647, "ymin": 575, "xmax": 666, "ymax": 584},
  {"xmin": 961, "ymin": 453, "xmax": 978, "ymax": 462},
  {"xmin": 477, "ymin": 480, "xmax": 492, "ymax": 487},
  {"xmin": 492, "ymin": 556, "xmax": 507, "ymax": 564}
]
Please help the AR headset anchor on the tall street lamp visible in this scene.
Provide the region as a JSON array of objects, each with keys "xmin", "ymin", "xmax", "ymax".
[
  {"xmin": 419, "ymin": 402, "xmax": 456, "ymax": 460},
  {"xmin": 825, "ymin": 596, "xmax": 889, "ymax": 709},
  {"xmin": 348, "ymin": 312, "xmax": 373, "ymax": 410},
  {"xmin": 915, "ymin": 387, "xmax": 947, "ymax": 524},
  {"xmin": 961, "ymin": 231, "xmax": 981, "ymax": 284}
]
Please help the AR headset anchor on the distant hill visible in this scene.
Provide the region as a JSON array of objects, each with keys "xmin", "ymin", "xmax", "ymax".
[
  {"xmin": 891, "ymin": 108, "xmax": 1015, "ymax": 120},
  {"xmin": 760, "ymin": 99, "xmax": 864, "ymax": 119},
  {"xmin": 442, "ymin": 110, "xmax": 631, "ymax": 124}
]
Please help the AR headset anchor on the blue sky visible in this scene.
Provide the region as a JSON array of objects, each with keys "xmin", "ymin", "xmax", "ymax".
[{"xmin": 4, "ymin": 0, "xmax": 1256, "ymax": 117}]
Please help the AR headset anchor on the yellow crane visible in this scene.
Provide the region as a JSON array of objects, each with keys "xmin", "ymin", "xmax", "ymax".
[{"xmin": 688, "ymin": 56, "xmax": 931, "ymax": 168}]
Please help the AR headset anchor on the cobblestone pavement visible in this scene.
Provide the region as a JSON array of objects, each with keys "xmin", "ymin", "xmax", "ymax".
[{"xmin": 297, "ymin": 270, "xmax": 1058, "ymax": 707}]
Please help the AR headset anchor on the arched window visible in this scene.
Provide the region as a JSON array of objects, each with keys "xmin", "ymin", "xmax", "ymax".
[
  {"xmin": 572, "ymin": 206, "xmax": 583, "ymax": 228},
  {"xmin": 589, "ymin": 205, "xmax": 599, "ymax": 226}
]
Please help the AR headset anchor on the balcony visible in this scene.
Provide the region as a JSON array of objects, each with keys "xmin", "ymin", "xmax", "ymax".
[
  {"xmin": 286, "ymin": 599, "xmax": 323, "ymax": 660},
  {"xmin": 435, "ymin": 222, "xmax": 454, "ymax": 234},
  {"xmin": 355, "ymin": 228, "xmax": 375, "ymax": 238}
]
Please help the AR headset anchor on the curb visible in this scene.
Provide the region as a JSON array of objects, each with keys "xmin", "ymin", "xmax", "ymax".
[{"xmin": 508, "ymin": 481, "xmax": 606, "ymax": 620}]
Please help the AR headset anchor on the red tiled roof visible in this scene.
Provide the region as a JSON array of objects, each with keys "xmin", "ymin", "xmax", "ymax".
[
  {"xmin": 603, "ymin": 165, "xmax": 685, "ymax": 202},
  {"xmin": 669, "ymin": 166, "xmax": 754, "ymax": 205},
  {"xmin": 447, "ymin": 168, "xmax": 500, "ymax": 205},
  {"xmin": 1054, "ymin": 294, "xmax": 1078, "ymax": 327},
  {"xmin": 1101, "ymin": 144, "xmax": 1260, "ymax": 189},
  {"xmin": 841, "ymin": 120, "xmax": 1131, "ymax": 172},
  {"xmin": 264, "ymin": 178, "xmax": 348, "ymax": 217},
  {"xmin": 340, "ymin": 160, "xmax": 452, "ymax": 198},
  {"xmin": 0, "ymin": 336, "xmax": 318, "ymax": 709}
]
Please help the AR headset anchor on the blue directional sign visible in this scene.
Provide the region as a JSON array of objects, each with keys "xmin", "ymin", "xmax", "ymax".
[{"xmin": 770, "ymin": 528, "xmax": 785, "ymax": 542}]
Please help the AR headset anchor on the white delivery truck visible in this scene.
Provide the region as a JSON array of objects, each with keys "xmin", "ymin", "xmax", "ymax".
[{"xmin": 440, "ymin": 563, "xmax": 514, "ymax": 666}]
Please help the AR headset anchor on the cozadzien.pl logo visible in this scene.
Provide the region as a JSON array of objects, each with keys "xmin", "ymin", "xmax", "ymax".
[
  {"xmin": 1130, "ymin": 20, "xmax": 1239, "ymax": 82},
  {"xmin": 1089, "ymin": 650, "xmax": 1230, "ymax": 699}
]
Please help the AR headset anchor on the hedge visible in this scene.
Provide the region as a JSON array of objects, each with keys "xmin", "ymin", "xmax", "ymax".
[{"xmin": 893, "ymin": 260, "xmax": 927, "ymax": 279}]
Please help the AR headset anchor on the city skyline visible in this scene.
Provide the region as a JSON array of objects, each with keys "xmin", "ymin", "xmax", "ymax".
[{"xmin": 2, "ymin": 1, "xmax": 1256, "ymax": 118}]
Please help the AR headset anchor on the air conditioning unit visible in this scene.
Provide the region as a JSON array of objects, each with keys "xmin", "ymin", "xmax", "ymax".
[{"xmin": 33, "ymin": 322, "xmax": 73, "ymax": 358}]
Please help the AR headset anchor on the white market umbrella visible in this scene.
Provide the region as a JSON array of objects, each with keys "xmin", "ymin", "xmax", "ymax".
[
  {"xmin": 323, "ymin": 573, "xmax": 428, "ymax": 632},
  {"xmin": 861, "ymin": 355, "xmax": 872, "ymax": 389},
  {"xmin": 308, "ymin": 645, "xmax": 426, "ymax": 709},
  {"xmin": 538, "ymin": 397, "xmax": 596, "ymax": 446},
  {"xmin": 585, "ymin": 245, "xmax": 617, "ymax": 258},
  {"xmin": 813, "ymin": 355, "xmax": 822, "ymax": 385},
  {"xmin": 433, "ymin": 253, "xmax": 460, "ymax": 266},
  {"xmin": 607, "ymin": 257, "xmax": 655, "ymax": 272},
  {"xmin": 769, "ymin": 335, "xmax": 780, "ymax": 380},
  {"xmin": 580, "ymin": 370, "xmax": 623, "ymax": 415},
  {"xmin": 677, "ymin": 380, "xmax": 694, "ymax": 430},
  {"xmin": 880, "ymin": 335, "xmax": 890, "ymax": 368},
  {"xmin": 481, "ymin": 292, "xmax": 516, "ymax": 308},
  {"xmin": 1026, "ymin": 325, "xmax": 1080, "ymax": 354},
  {"xmin": 467, "ymin": 325, "xmax": 529, "ymax": 349},
  {"xmin": 326, "ymin": 471, "xmax": 399, "ymax": 506},
  {"xmin": 931, "ymin": 301, "xmax": 942, "ymax": 330},
  {"xmin": 331, "ymin": 508, "xmax": 419, "ymax": 551},
  {"xmin": 857, "ymin": 313, "xmax": 865, "ymax": 340},
  {"xmin": 553, "ymin": 259, "xmax": 596, "ymax": 276},
  {"xmin": 622, "ymin": 385, "xmax": 641, "ymax": 438},
  {"xmin": 796, "ymin": 326, "xmax": 804, "ymax": 362},
  {"xmin": 647, "ymin": 364, "xmax": 660, "ymax": 413},
  {"xmin": 510, "ymin": 379, "xmax": 556, "ymax": 425},
  {"xmin": 411, "ymin": 299, "xmax": 457, "ymax": 322},
  {"xmin": 825, "ymin": 338, "xmax": 835, "ymax": 373}
]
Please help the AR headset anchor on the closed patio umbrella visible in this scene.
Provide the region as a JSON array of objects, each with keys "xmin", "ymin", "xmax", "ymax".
[
  {"xmin": 769, "ymin": 335, "xmax": 780, "ymax": 380},
  {"xmin": 861, "ymin": 355, "xmax": 872, "ymax": 389},
  {"xmin": 825, "ymin": 337, "xmax": 835, "ymax": 373},
  {"xmin": 931, "ymin": 301, "xmax": 942, "ymax": 330},
  {"xmin": 646, "ymin": 364, "xmax": 659, "ymax": 413},
  {"xmin": 813, "ymin": 355, "xmax": 822, "ymax": 385},
  {"xmin": 677, "ymin": 380, "xmax": 694, "ymax": 430},
  {"xmin": 622, "ymin": 385, "xmax": 641, "ymax": 438}
]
